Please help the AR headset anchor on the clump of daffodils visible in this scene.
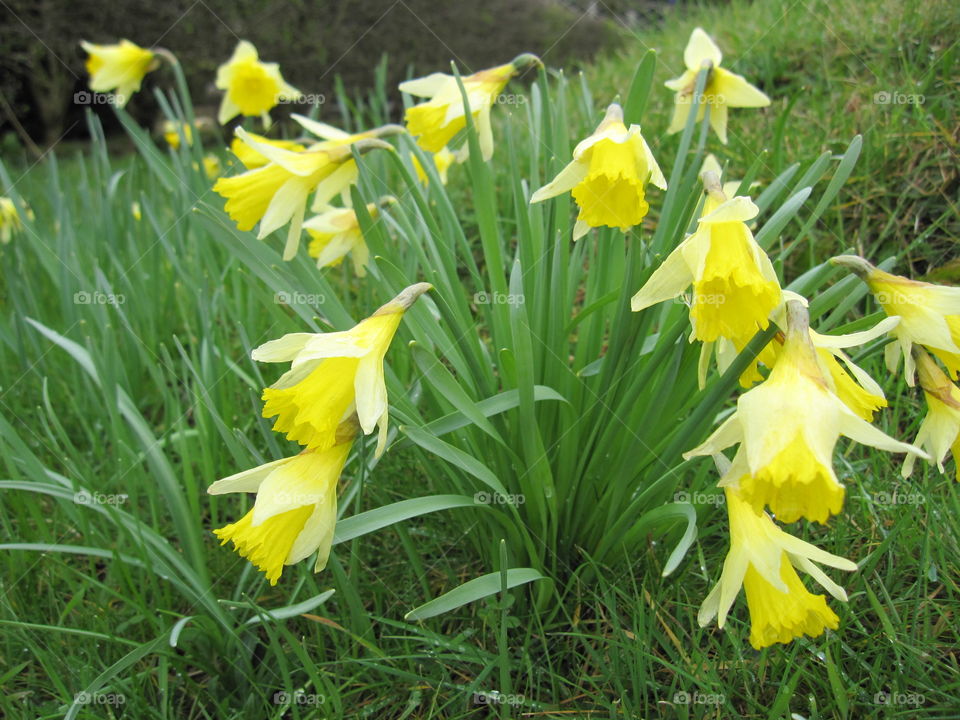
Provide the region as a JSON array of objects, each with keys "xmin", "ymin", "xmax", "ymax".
[
  {"xmin": 530, "ymin": 102, "xmax": 666, "ymax": 240},
  {"xmin": 401, "ymin": 54, "xmax": 540, "ymax": 161},
  {"xmin": 665, "ymin": 27, "xmax": 770, "ymax": 143},
  {"xmin": 210, "ymin": 284, "xmax": 431, "ymax": 584}
]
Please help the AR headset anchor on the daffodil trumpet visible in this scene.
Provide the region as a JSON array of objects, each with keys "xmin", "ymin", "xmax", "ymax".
[
  {"xmin": 80, "ymin": 39, "xmax": 163, "ymax": 107},
  {"xmin": 902, "ymin": 347, "xmax": 960, "ymax": 480},
  {"xmin": 529, "ymin": 102, "xmax": 666, "ymax": 240}
]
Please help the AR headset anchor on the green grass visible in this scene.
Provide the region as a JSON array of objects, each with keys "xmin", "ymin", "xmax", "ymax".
[{"xmin": 2, "ymin": 0, "xmax": 959, "ymax": 718}]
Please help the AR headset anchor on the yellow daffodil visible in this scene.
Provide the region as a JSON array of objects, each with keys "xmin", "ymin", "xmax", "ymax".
[
  {"xmin": 699, "ymin": 488, "xmax": 857, "ymax": 649},
  {"xmin": 215, "ymin": 40, "xmax": 299, "ymax": 125},
  {"xmin": 305, "ymin": 198, "xmax": 394, "ymax": 275},
  {"xmin": 209, "ymin": 426, "xmax": 356, "ymax": 584},
  {"xmin": 213, "ymin": 127, "xmax": 395, "ymax": 260},
  {"xmin": 256, "ymin": 283, "xmax": 432, "ymax": 457},
  {"xmin": 631, "ymin": 192, "xmax": 780, "ymax": 346},
  {"xmin": 902, "ymin": 349, "xmax": 960, "ymax": 480},
  {"xmin": 665, "ymin": 28, "xmax": 770, "ymax": 144},
  {"xmin": 832, "ymin": 255, "xmax": 960, "ymax": 385},
  {"xmin": 131, "ymin": 202, "xmax": 142, "ymax": 222},
  {"xmin": 686, "ymin": 300, "xmax": 926, "ymax": 523},
  {"xmin": 201, "ymin": 154, "xmax": 223, "ymax": 179},
  {"xmin": 230, "ymin": 133, "xmax": 306, "ymax": 169},
  {"xmin": 162, "ymin": 120, "xmax": 192, "ymax": 149},
  {"xmin": 530, "ymin": 103, "xmax": 666, "ymax": 240},
  {"xmin": 0, "ymin": 197, "xmax": 28, "ymax": 243},
  {"xmin": 412, "ymin": 147, "xmax": 456, "ymax": 185},
  {"xmin": 80, "ymin": 39, "xmax": 158, "ymax": 108},
  {"xmin": 401, "ymin": 54, "xmax": 539, "ymax": 160}
]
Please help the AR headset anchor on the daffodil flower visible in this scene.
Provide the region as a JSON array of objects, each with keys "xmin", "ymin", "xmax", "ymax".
[
  {"xmin": 162, "ymin": 120, "xmax": 192, "ymax": 150},
  {"xmin": 213, "ymin": 127, "xmax": 395, "ymax": 260},
  {"xmin": 631, "ymin": 193, "xmax": 780, "ymax": 346},
  {"xmin": 902, "ymin": 348, "xmax": 960, "ymax": 480},
  {"xmin": 256, "ymin": 283, "xmax": 432, "ymax": 457},
  {"xmin": 305, "ymin": 198, "xmax": 394, "ymax": 275},
  {"xmin": 665, "ymin": 28, "xmax": 770, "ymax": 144},
  {"xmin": 80, "ymin": 39, "xmax": 158, "ymax": 108},
  {"xmin": 0, "ymin": 197, "xmax": 28, "ymax": 244},
  {"xmin": 215, "ymin": 40, "xmax": 299, "ymax": 125},
  {"xmin": 201, "ymin": 154, "xmax": 222, "ymax": 179},
  {"xmin": 209, "ymin": 427, "xmax": 355, "ymax": 584},
  {"xmin": 401, "ymin": 54, "xmax": 539, "ymax": 161},
  {"xmin": 832, "ymin": 255, "xmax": 960, "ymax": 385},
  {"xmin": 412, "ymin": 147, "xmax": 456, "ymax": 185},
  {"xmin": 686, "ymin": 300, "xmax": 927, "ymax": 523},
  {"xmin": 230, "ymin": 133, "xmax": 306, "ymax": 169},
  {"xmin": 699, "ymin": 488, "xmax": 857, "ymax": 649},
  {"xmin": 529, "ymin": 103, "xmax": 666, "ymax": 240}
]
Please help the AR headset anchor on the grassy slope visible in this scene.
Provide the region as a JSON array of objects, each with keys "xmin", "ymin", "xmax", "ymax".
[{"xmin": 1, "ymin": 0, "xmax": 959, "ymax": 718}]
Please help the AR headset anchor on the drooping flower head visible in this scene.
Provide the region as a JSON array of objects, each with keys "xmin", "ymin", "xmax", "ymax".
[
  {"xmin": 699, "ymin": 488, "xmax": 857, "ymax": 649},
  {"xmin": 256, "ymin": 283, "xmax": 432, "ymax": 457},
  {"xmin": 0, "ymin": 197, "xmax": 30, "ymax": 244},
  {"xmin": 686, "ymin": 300, "xmax": 927, "ymax": 523},
  {"xmin": 902, "ymin": 348, "xmax": 960, "ymax": 481},
  {"xmin": 832, "ymin": 255, "xmax": 960, "ymax": 385},
  {"xmin": 80, "ymin": 39, "xmax": 159, "ymax": 108},
  {"xmin": 215, "ymin": 40, "xmax": 299, "ymax": 125},
  {"xmin": 530, "ymin": 103, "xmax": 666, "ymax": 240},
  {"xmin": 209, "ymin": 419, "xmax": 357, "ymax": 584},
  {"xmin": 213, "ymin": 125, "xmax": 397, "ymax": 260},
  {"xmin": 631, "ymin": 186, "xmax": 780, "ymax": 346},
  {"xmin": 665, "ymin": 28, "xmax": 770, "ymax": 144},
  {"xmin": 305, "ymin": 197, "xmax": 395, "ymax": 276},
  {"xmin": 401, "ymin": 54, "xmax": 540, "ymax": 161}
]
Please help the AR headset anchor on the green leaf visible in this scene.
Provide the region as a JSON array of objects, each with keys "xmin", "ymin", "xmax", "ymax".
[
  {"xmin": 333, "ymin": 495, "xmax": 478, "ymax": 544},
  {"xmin": 405, "ymin": 568, "xmax": 547, "ymax": 621}
]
